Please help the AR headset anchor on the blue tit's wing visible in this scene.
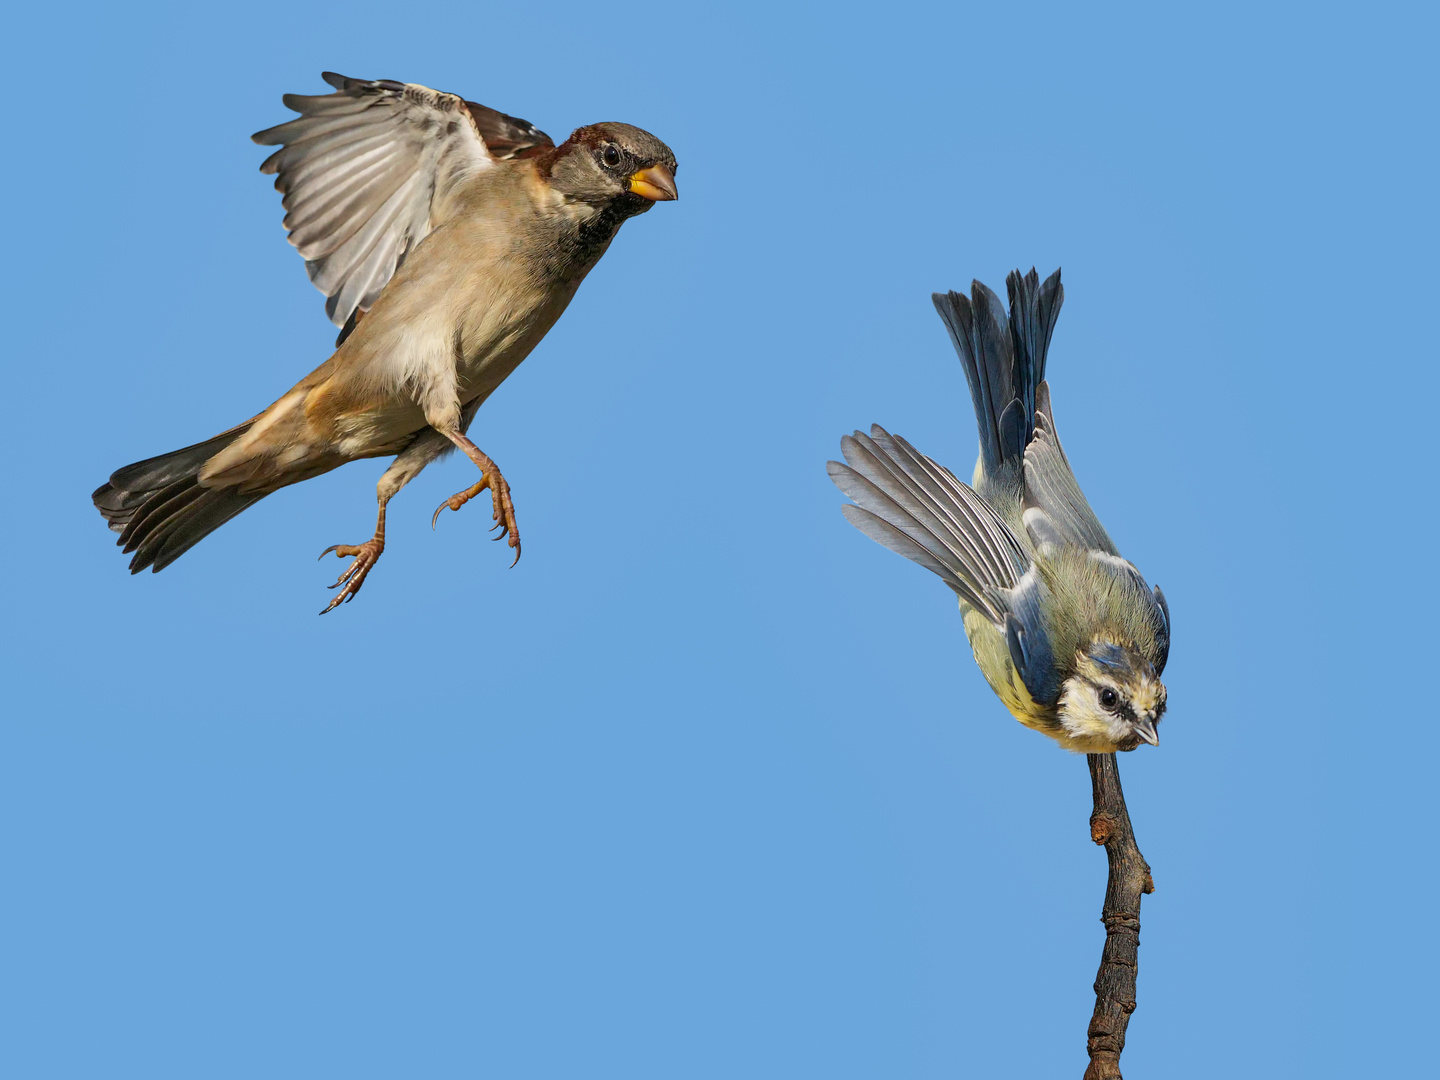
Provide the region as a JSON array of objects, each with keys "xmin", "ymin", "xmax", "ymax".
[
  {"xmin": 828, "ymin": 425, "xmax": 1029, "ymax": 623},
  {"xmin": 830, "ymin": 425, "xmax": 1067, "ymax": 705},
  {"xmin": 1150, "ymin": 584, "xmax": 1171, "ymax": 674},
  {"xmin": 1022, "ymin": 384, "xmax": 1170, "ymax": 675},
  {"xmin": 1003, "ymin": 568, "xmax": 1063, "ymax": 706},
  {"xmin": 830, "ymin": 425, "xmax": 1071, "ymax": 705},
  {"xmin": 1020, "ymin": 386, "xmax": 1120, "ymax": 556}
]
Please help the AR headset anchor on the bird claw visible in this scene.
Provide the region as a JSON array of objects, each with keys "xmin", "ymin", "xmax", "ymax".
[
  {"xmin": 431, "ymin": 489, "xmax": 473, "ymax": 530},
  {"xmin": 318, "ymin": 538, "xmax": 384, "ymax": 614},
  {"xmin": 431, "ymin": 468, "xmax": 521, "ymax": 565}
]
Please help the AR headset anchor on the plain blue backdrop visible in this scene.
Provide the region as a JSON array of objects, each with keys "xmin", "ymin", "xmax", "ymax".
[{"xmin": 3, "ymin": 2, "xmax": 1435, "ymax": 1076}]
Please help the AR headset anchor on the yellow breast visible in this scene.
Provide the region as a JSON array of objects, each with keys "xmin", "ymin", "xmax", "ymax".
[{"xmin": 961, "ymin": 603, "xmax": 1054, "ymax": 732}]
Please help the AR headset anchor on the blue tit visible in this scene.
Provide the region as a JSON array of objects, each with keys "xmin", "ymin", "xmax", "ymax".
[{"xmin": 828, "ymin": 268, "xmax": 1170, "ymax": 753}]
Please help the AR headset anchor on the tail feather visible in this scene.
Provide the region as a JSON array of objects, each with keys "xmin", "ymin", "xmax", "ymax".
[
  {"xmin": 117, "ymin": 479, "xmax": 199, "ymax": 548},
  {"xmin": 1005, "ymin": 267, "xmax": 1064, "ymax": 415},
  {"xmin": 93, "ymin": 422, "xmax": 263, "ymax": 573},
  {"xmin": 132, "ymin": 487, "xmax": 261, "ymax": 572},
  {"xmin": 931, "ymin": 268, "xmax": 1064, "ymax": 482}
]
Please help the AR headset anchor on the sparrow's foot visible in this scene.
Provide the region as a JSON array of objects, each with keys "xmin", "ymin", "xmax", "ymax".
[
  {"xmin": 431, "ymin": 467, "xmax": 521, "ymax": 566},
  {"xmin": 318, "ymin": 538, "xmax": 385, "ymax": 614}
]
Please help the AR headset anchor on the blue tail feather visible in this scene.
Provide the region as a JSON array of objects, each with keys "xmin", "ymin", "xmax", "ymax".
[{"xmin": 931, "ymin": 267, "xmax": 1064, "ymax": 481}]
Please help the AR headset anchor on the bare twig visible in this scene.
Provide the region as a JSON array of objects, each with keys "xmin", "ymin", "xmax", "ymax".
[{"xmin": 1083, "ymin": 753, "xmax": 1155, "ymax": 1080}]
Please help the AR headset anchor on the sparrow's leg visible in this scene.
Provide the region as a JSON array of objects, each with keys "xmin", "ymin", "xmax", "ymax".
[
  {"xmin": 314, "ymin": 405, "xmax": 480, "ymax": 613},
  {"xmin": 318, "ymin": 495, "xmax": 389, "ymax": 614},
  {"xmin": 431, "ymin": 432, "xmax": 521, "ymax": 565}
]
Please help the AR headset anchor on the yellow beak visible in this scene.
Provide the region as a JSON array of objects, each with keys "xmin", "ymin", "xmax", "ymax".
[{"xmin": 628, "ymin": 164, "xmax": 678, "ymax": 202}]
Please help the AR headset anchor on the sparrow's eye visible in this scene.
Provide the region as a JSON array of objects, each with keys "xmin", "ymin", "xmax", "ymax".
[
  {"xmin": 1098, "ymin": 687, "xmax": 1120, "ymax": 710},
  {"xmin": 601, "ymin": 144, "xmax": 622, "ymax": 168}
]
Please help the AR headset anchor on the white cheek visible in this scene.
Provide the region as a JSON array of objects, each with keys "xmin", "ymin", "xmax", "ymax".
[{"xmin": 1058, "ymin": 701, "xmax": 1131, "ymax": 744}]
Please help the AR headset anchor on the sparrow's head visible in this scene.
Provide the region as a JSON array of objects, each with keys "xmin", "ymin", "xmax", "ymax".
[
  {"xmin": 549, "ymin": 122, "xmax": 677, "ymax": 213},
  {"xmin": 1057, "ymin": 640, "xmax": 1167, "ymax": 751}
]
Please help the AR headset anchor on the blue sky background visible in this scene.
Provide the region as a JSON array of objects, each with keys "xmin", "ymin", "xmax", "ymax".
[{"xmin": 3, "ymin": 2, "xmax": 1435, "ymax": 1076}]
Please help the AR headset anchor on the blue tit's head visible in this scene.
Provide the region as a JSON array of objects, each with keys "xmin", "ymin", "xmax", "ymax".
[{"xmin": 1057, "ymin": 641, "xmax": 1168, "ymax": 752}]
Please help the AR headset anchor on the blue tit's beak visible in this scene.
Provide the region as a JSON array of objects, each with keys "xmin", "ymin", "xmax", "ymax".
[{"xmin": 1133, "ymin": 718, "xmax": 1159, "ymax": 747}]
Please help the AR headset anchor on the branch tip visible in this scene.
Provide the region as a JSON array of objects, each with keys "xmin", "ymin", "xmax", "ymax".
[{"xmin": 1083, "ymin": 753, "xmax": 1150, "ymax": 1079}]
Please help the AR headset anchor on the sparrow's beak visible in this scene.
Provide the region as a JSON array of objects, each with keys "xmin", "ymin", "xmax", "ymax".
[
  {"xmin": 1133, "ymin": 718, "xmax": 1160, "ymax": 747},
  {"xmin": 629, "ymin": 164, "xmax": 678, "ymax": 201}
]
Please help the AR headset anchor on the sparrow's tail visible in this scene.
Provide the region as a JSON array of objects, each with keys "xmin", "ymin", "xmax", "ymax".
[
  {"xmin": 930, "ymin": 268, "xmax": 1064, "ymax": 481},
  {"xmin": 92, "ymin": 422, "xmax": 265, "ymax": 573}
]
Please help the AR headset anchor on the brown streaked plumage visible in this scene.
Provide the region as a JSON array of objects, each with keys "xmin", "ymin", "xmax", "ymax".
[{"xmin": 93, "ymin": 72, "xmax": 678, "ymax": 612}]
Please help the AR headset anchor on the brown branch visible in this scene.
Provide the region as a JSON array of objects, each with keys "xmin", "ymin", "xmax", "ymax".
[{"xmin": 1083, "ymin": 752, "xmax": 1155, "ymax": 1080}]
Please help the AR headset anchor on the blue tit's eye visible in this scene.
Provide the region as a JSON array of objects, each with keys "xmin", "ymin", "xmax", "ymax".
[
  {"xmin": 601, "ymin": 144, "xmax": 622, "ymax": 168},
  {"xmin": 1099, "ymin": 687, "xmax": 1120, "ymax": 710}
]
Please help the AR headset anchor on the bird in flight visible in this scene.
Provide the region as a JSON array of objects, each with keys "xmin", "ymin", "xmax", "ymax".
[
  {"xmin": 94, "ymin": 72, "xmax": 678, "ymax": 612},
  {"xmin": 829, "ymin": 270, "xmax": 1170, "ymax": 752}
]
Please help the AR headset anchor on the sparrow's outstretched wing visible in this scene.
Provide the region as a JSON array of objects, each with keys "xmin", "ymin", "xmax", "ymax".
[
  {"xmin": 459, "ymin": 99, "xmax": 554, "ymax": 161},
  {"xmin": 252, "ymin": 72, "xmax": 552, "ymax": 336}
]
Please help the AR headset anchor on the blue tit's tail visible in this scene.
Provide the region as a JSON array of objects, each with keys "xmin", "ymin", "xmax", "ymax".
[{"xmin": 931, "ymin": 268, "xmax": 1063, "ymax": 485}]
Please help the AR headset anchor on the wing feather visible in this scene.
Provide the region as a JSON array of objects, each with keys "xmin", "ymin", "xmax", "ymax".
[
  {"xmin": 326, "ymin": 183, "xmax": 420, "ymax": 319},
  {"xmin": 310, "ymin": 167, "xmax": 423, "ymax": 274},
  {"xmin": 840, "ymin": 505, "xmax": 974, "ymax": 600},
  {"xmin": 874, "ymin": 428, "xmax": 1028, "ymax": 586},
  {"xmin": 279, "ymin": 91, "xmax": 373, "ymax": 117},
  {"xmin": 1022, "ymin": 406, "xmax": 1119, "ymax": 555},
  {"xmin": 252, "ymin": 72, "xmax": 546, "ymax": 333},
  {"xmin": 829, "ymin": 424, "xmax": 1031, "ymax": 624},
  {"xmin": 837, "ymin": 435, "xmax": 997, "ymax": 590},
  {"xmin": 284, "ymin": 158, "xmax": 414, "ymax": 253},
  {"xmin": 830, "ymin": 454, "xmax": 989, "ymax": 613},
  {"xmin": 279, "ymin": 144, "xmax": 397, "ymax": 214}
]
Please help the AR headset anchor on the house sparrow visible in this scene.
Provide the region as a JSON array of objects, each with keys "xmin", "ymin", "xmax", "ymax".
[{"xmin": 93, "ymin": 72, "xmax": 678, "ymax": 612}]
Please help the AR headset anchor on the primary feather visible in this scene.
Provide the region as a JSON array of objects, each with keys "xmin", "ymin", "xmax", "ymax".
[
  {"xmin": 829, "ymin": 426, "xmax": 1026, "ymax": 623},
  {"xmin": 252, "ymin": 72, "xmax": 553, "ymax": 336}
]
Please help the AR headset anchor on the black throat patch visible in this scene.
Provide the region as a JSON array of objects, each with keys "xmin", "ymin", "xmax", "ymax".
[{"xmin": 555, "ymin": 194, "xmax": 649, "ymax": 280}]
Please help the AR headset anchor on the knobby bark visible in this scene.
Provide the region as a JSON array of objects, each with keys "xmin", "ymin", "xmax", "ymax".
[{"xmin": 1083, "ymin": 752, "xmax": 1154, "ymax": 1080}]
